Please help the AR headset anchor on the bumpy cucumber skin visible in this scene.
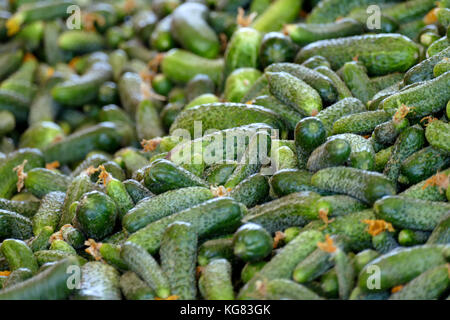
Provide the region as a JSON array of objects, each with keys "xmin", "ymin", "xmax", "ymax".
[
  {"xmin": 316, "ymin": 98, "xmax": 366, "ymax": 135},
  {"xmin": 199, "ymin": 258, "xmax": 234, "ymax": 300},
  {"xmin": 238, "ymin": 230, "xmax": 324, "ymax": 300},
  {"xmin": 32, "ymin": 191, "xmax": 65, "ymax": 236},
  {"xmin": 382, "ymin": 72, "xmax": 450, "ymax": 118},
  {"xmin": 340, "ymin": 61, "xmax": 378, "ymax": 105},
  {"xmin": 259, "ymin": 32, "xmax": 297, "ymax": 68},
  {"xmin": 123, "ymin": 186, "xmax": 213, "ymax": 233},
  {"xmin": 390, "ymin": 264, "xmax": 450, "ymax": 300},
  {"xmin": 0, "ymin": 257, "xmax": 80, "ymax": 300},
  {"xmin": 224, "ymin": 68, "xmax": 262, "ymax": 103},
  {"xmin": 315, "ymin": 66, "xmax": 353, "ymax": 100},
  {"xmin": 425, "ymin": 120, "xmax": 450, "ymax": 154},
  {"xmin": 358, "ymin": 245, "xmax": 447, "ymax": 292},
  {"xmin": 128, "ymin": 197, "xmax": 246, "ymax": 255},
  {"xmin": 427, "ymin": 215, "xmax": 450, "ymax": 245},
  {"xmin": 143, "ymin": 159, "xmax": 208, "ymax": 195},
  {"xmin": 0, "ymin": 148, "xmax": 44, "ymax": 199},
  {"xmin": 121, "ymin": 241, "xmax": 170, "ymax": 299},
  {"xmin": 332, "ymin": 110, "xmax": 391, "ymax": 135},
  {"xmin": 269, "ymin": 169, "xmax": 328, "ymax": 197},
  {"xmin": 262, "ymin": 279, "xmax": 324, "ymax": 300},
  {"xmin": 311, "ymin": 167, "xmax": 396, "ymax": 204},
  {"xmin": 1, "ymin": 239, "xmax": 38, "ymax": 273},
  {"xmin": 76, "ymin": 261, "xmax": 121, "ymax": 300},
  {"xmin": 403, "ymin": 47, "xmax": 450, "ymax": 85},
  {"xmin": 297, "ymin": 34, "xmax": 420, "ymax": 76},
  {"xmin": 314, "ymin": 195, "xmax": 368, "ymax": 218},
  {"xmin": 197, "ymin": 237, "xmax": 234, "ymax": 267},
  {"xmin": 24, "ymin": 168, "xmax": 70, "ymax": 198},
  {"xmin": 331, "ymin": 133, "xmax": 375, "ymax": 171},
  {"xmin": 233, "ymin": 223, "xmax": 273, "ymax": 262},
  {"xmin": 0, "ymin": 208, "xmax": 33, "ymax": 240},
  {"xmin": 243, "ymin": 191, "xmax": 321, "ymax": 234},
  {"xmin": 160, "ymin": 221, "xmax": 198, "ymax": 300},
  {"xmin": 0, "ymin": 198, "xmax": 40, "ymax": 218},
  {"xmin": 374, "ymin": 196, "xmax": 450, "ymax": 231},
  {"xmin": 229, "ymin": 173, "xmax": 269, "ymax": 208},
  {"xmin": 120, "ymin": 271, "xmax": 154, "ymax": 300},
  {"xmin": 293, "ymin": 246, "xmax": 334, "ymax": 284},
  {"xmin": 169, "ymin": 103, "xmax": 285, "ymax": 137},
  {"xmin": 334, "ymin": 249, "xmax": 355, "ymax": 300},
  {"xmin": 306, "ymin": 138, "xmax": 351, "ymax": 172}
]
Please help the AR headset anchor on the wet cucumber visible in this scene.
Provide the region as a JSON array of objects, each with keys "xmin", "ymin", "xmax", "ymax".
[
  {"xmin": 162, "ymin": 49, "xmax": 224, "ymax": 85},
  {"xmin": 128, "ymin": 197, "xmax": 246, "ymax": 254},
  {"xmin": 358, "ymin": 245, "xmax": 447, "ymax": 292},
  {"xmin": 142, "ymin": 159, "xmax": 208, "ymax": 195},
  {"xmin": 199, "ymin": 258, "xmax": 234, "ymax": 300},
  {"xmin": 120, "ymin": 271, "xmax": 154, "ymax": 300},
  {"xmin": 243, "ymin": 191, "xmax": 321, "ymax": 234},
  {"xmin": 0, "ymin": 198, "xmax": 40, "ymax": 218},
  {"xmin": 266, "ymin": 62, "xmax": 337, "ymax": 105},
  {"xmin": 32, "ymin": 191, "xmax": 65, "ymax": 236},
  {"xmin": 171, "ymin": 3, "xmax": 219, "ymax": 59},
  {"xmin": 123, "ymin": 186, "xmax": 213, "ymax": 233},
  {"xmin": 287, "ymin": 19, "xmax": 364, "ymax": 47},
  {"xmin": 160, "ymin": 221, "xmax": 198, "ymax": 300},
  {"xmin": 316, "ymin": 98, "xmax": 366, "ymax": 136},
  {"xmin": 121, "ymin": 241, "xmax": 170, "ymax": 299},
  {"xmin": 76, "ymin": 261, "xmax": 121, "ymax": 300},
  {"xmin": 238, "ymin": 230, "xmax": 324, "ymax": 299},
  {"xmin": 0, "ymin": 257, "xmax": 79, "ymax": 300},
  {"xmin": 0, "ymin": 148, "xmax": 44, "ymax": 199},
  {"xmin": 169, "ymin": 103, "xmax": 285, "ymax": 137},
  {"xmin": 311, "ymin": 167, "xmax": 396, "ymax": 204},
  {"xmin": 374, "ymin": 196, "xmax": 450, "ymax": 231},
  {"xmin": 297, "ymin": 34, "xmax": 420, "ymax": 76},
  {"xmin": 389, "ymin": 264, "xmax": 450, "ymax": 300},
  {"xmin": 0, "ymin": 209, "xmax": 33, "ymax": 240}
]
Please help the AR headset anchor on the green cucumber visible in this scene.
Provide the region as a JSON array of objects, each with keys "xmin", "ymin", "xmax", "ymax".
[
  {"xmin": 398, "ymin": 229, "xmax": 430, "ymax": 247},
  {"xmin": 49, "ymin": 240, "xmax": 76, "ymax": 255},
  {"xmin": 243, "ymin": 191, "xmax": 321, "ymax": 234},
  {"xmin": 314, "ymin": 195, "xmax": 368, "ymax": 218},
  {"xmin": 199, "ymin": 258, "xmax": 234, "ymax": 300},
  {"xmin": 224, "ymin": 68, "xmax": 262, "ymax": 103},
  {"xmin": 384, "ymin": 0, "xmax": 436, "ymax": 23},
  {"xmin": 259, "ymin": 32, "xmax": 297, "ymax": 68},
  {"xmin": 171, "ymin": 3, "xmax": 219, "ymax": 59},
  {"xmin": 374, "ymin": 196, "xmax": 450, "ymax": 231},
  {"xmin": 121, "ymin": 241, "xmax": 170, "ymax": 299},
  {"xmin": 427, "ymin": 215, "xmax": 450, "ymax": 245},
  {"xmin": 128, "ymin": 197, "xmax": 245, "ymax": 254},
  {"xmin": 32, "ymin": 191, "xmax": 65, "ymax": 236},
  {"xmin": 0, "ymin": 198, "xmax": 40, "ymax": 218},
  {"xmin": 433, "ymin": 58, "xmax": 450, "ymax": 77},
  {"xmin": 2, "ymin": 268, "xmax": 33, "ymax": 288},
  {"xmin": 269, "ymin": 169, "xmax": 328, "ymax": 197},
  {"xmin": 358, "ymin": 245, "xmax": 447, "ymax": 292},
  {"xmin": 307, "ymin": 138, "xmax": 351, "ymax": 172},
  {"xmin": 302, "ymin": 55, "xmax": 331, "ymax": 69},
  {"xmin": 372, "ymin": 119, "xmax": 409, "ymax": 148},
  {"xmin": 160, "ymin": 221, "xmax": 198, "ymax": 300},
  {"xmin": 316, "ymin": 98, "xmax": 367, "ymax": 135},
  {"xmin": 75, "ymin": 261, "xmax": 121, "ymax": 300},
  {"xmin": 251, "ymin": 0, "xmax": 301, "ymax": 32},
  {"xmin": 0, "ymin": 257, "xmax": 80, "ymax": 300},
  {"xmin": 150, "ymin": 15, "xmax": 175, "ymax": 52},
  {"xmin": 162, "ymin": 49, "xmax": 224, "ymax": 85},
  {"xmin": 228, "ymin": 173, "xmax": 269, "ymax": 208},
  {"xmin": 241, "ymin": 75, "xmax": 269, "ymax": 103},
  {"xmin": 295, "ymin": 117, "xmax": 327, "ymax": 168},
  {"xmin": 354, "ymin": 249, "xmax": 380, "ymax": 274},
  {"xmin": 75, "ymin": 191, "xmax": 117, "ymax": 240},
  {"xmin": 233, "ymin": 223, "xmax": 273, "ymax": 262},
  {"xmin": 120, "ymin": 271, "xmax": 154, "ymax": 300},
  {"xmin": 400, "ymin": 168, "xmax": 450, "ymax": 201},
  {"xmin": 61, "ymin": 225, "xmax": 85, "ymax": 250},
  {"xmin": 403, "ymin": 47, "xmax": 450, "ymax": 85},
  {"xmin": 204, "ymin": 163, "xmax": 236, "ymax": 186},
  {"xmin": 287, "ymin": 18, "xmax": 364, "ymax": 47},
  {"xmin": 314, "ymin": 66, "xmax": 353, "ymax": 100},
  {"xmin": 425, "ymin": 119, "xmax": 450, "ymax": 154},
  {"xmin": 261, "ymin": 279, "xmax": 324, "ymax": 300},
  {"xmin": 332, "ymin": 110, "xmax": 391, "ymax": 135},
  {"xmin": 297, "ymin": 34, "xmax": 420, "ymax": 76},
  {"xmin": 427, "ymin": 36, "xmax": 449, "ymax": 57},
  {"xmin": 123, "ymin": 179, "xmax": 152, "ymax": 204},
  {"xmin": 24, "ymin": 168, "xmax": 70, "ymax": 198},
  {"xmin": 103, "ymin": 175, "xmax": 134, "ymax": 220},
  {"xmin": 123, "ymin": 186, "xmax": 213, "ymax": 233},
  {"xmin": 331, "ymin": 133, "xmax": 375, "ymax": 171},
  {"xmin": 311, "ymin": 167, "xmax": 396, "ymax": 204},
  {"xmin": 372, "ymin": 231, "xmax": 399, "ymax": 254},
  {"xmin": 1, "ymin": 239, "xmax": 38, "ymax": 273},
  {"xmin": 19, "ymin": 121, "xmax": 65, "ymax": 150},
  {"xmin": 0, "ymin": 209, "xmax": 33, "ymax": 240},
  {"xmin": 241, "ymin": 261, "xmax": 267, "ymax": 284},
  {"xmin": 58, "ymin": 30, "xmax": 104, "ymax": 54},
  {"xmin": 185, "ymin": 74, "xmax": 215, "ymax": 102},
  {"xmin": 340, "ymin": 61, "xmax": 378, "ymax": 104},
  {"xmin": 334, "ymin": 248, "xmax": 355, "ymax": 299},
  {"xmin": 197, "ymin": 237, "xmax": 234, "ymax": 267}
]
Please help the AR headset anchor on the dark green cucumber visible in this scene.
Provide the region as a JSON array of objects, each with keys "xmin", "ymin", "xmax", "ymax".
[
  {"xmin": 228, "ymin": 173, "xmax": 269, "ymax": 208},
  {"xmin": 169, "ymin": 103, "xmax": 285, "ymax": 137},
  {"xmin": 382, "ymin": 72, "xmax": 450, "ymax": 118},
  {"xmin": 307, "ymin": 138, "xmax": 351, "ymax": 172},
  {"xmin": 427, "ymin": 36, "xmax": 449, "ymax": 57},
  {"xmin": 374, "ymin": 196, "xmax": 450, "ymax": 231},
  {"xmin": 340, "ymin": 61, "xmax": 378, "ymax": 104},
  {"xmin": 76, "ymin": 261, "xmax": 121, "ymax": 300},
  {"xmin": 383, "ymin": 125, "xmax": 425, "ymax": 184},
  {"xmin": 120, "ymin": 271, "xmax": 154, "ymax": 300},
  {"xmin": 261, "ymin": 279, "xmax": 324, "ymax": 300},
  {"xmin": 241, "ymin": 261, "xmax": 267, "ymax": 284},
  {"xmin": 316, "ymin": 98, "xmax": 367, "ymax": 135},
  {"xmin": 301, "ymin": 55, "xmax": 331, "ymax": 69},
  {"xmin": 171, "ymin": 3, "xmax": 219, "ymax": 59},
  {"xmin": 123, "ymin": 186, "xmax": 213, "ymax": 233},
  {"xmin": 61, "ymin": 225, "xmax": 85, "ymax": 250},
  {"xmin": 102, "ymin": 174, "xmax": 134, "ymax": 220},
  {"xmin": 269, "ymin": 169, "xmax": 328, "ymax": 197},
  {"xmin": 258, "ymin": 32, "xmax": 297, "ymax": 68},
  {"xmin": 372, "ymin": 119, "xmax": 409, "ymax": 148},
  {"xmin": 312, "ymin": 167, "xmax": 396, "ymax": 204},
  {"xmin": 403, "ymin": 47, "xmax": 450, "ymax": 85},
  {"xmin": 314, "ymin": 66, "xmax": 353, "ymax": 100},
  {"xmin": 204, "ymin": 163, "xmax": 236, "ymax": 186},
  {"xmin": 400, "ymin": 168, "xmax": 450, "ymax": 202},
  {"xmin": 233, "ymin": 223, "xmax": 273, "ymax": 263},
  {"xmin": 399, "ymin": 146, "xmax": 450, "ymax": 185},
  {"xmin": 313, "ymin": 195, "xmax": 368, "ymax": 218},
  {"xmin": 287, "ymin": 18, "xmax": 364, "ymax": 47},
  {"xmin": 24, "ymin": 168, "xmax": 70, "ymax": 198},
  {"xmin": 160, "ymin": 221, "xmax": 198, "ymax": 300},
  {"xmin": 199, "ymin": 258, "xmax": 234, "ymax": 300},
  {"xmin": 427, "ymin": 215, "xmax": 450, "ymax": 245},
  {"xmin": 0, "ymin": 148, "xmax": 44, "ymax": 199},
  {"xmin": 32, "ymin": 191, "xmax": 65, "ymax": 236},
  {"xmin": 265, "ymin": 62, "xmax": 338, "ymax": 105},
  {"xmin": 297, "ymin": 34, "xmax": 420, "ymax": 76},
  {"xmin": 295, "ymin": 117, "xmax": 327, "ymax": 168},
  {"xmin": 332, "ymin": 110, "xmax": 391, "ymax": 135},
  {"xmin": 243, "ymin": 191, "xmax": 321, "ymax": 234},
  {"xmin": 185, "ymin": 74, "xmax": 215, "ymax": 103},
  {"xmin": 121, "ymin": 241, "xmax": 170, "ymax": 299},
  {"xmin": 240, "ymin": 75, "xmax": 269, "ymax": 103},
  {"xmin": 43, "ymin": 122, "xmax": 122, "ymax": 165},
  {"xmin": 384, "ymin": 0, "xmax": 436, "ymax": 23},
  {"xmin": 75, "ymin": 191, "xmax": 117, "ymax": 241},
  {"xmin": 372, "ymin": 231, "xmax": 399, "ymax": 254},
  {"xmin": 0, "ymin": 257, "xmax": 80, "ymax": 300},
  {"xmin": 0, "ymin": 209, "xmax": 33, "ymax": 240},
  {"xmin": 334, "ymin": 248, "xmax": 355, "ymax": 299},
  {"xmin": 358, "ymin": 245, "xmax": 447, "ymax": 292},
  {"xmin": 197, "ymin": 237, "xmax": 234, "ymax": 267},
  {"xmin": 0, "ymin": 198, "xmax": 40, "ymax": 218},
  {"xmin": 128, "ymin": 197, "xmax": 246, "ymax": 254},
  {"xmin": 331, "ymin": 133, "xmax": 375, "ymax": 171},
  {"xmin": 238, "ymin": 230, "xmax": 324, "ymax": 300}
]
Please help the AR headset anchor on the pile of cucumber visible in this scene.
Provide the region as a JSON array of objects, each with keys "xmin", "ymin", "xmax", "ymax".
[{"xmin": 0, "ymin": 0, "xmax": 449, "ymax": 300}]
